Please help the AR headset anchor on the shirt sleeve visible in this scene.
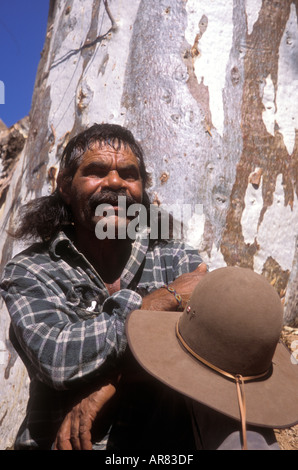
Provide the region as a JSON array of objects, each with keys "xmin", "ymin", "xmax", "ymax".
[
  {"xmin": 0, "ymin": 263, "xmax": 142, "ymax": 391},
  {"xmin": 173, "ymin": 242, "xmax": 205, "ymax": 277},
  {"xmin": 157, "ymin": 241, "xmax": 205, "ymax": 285}
]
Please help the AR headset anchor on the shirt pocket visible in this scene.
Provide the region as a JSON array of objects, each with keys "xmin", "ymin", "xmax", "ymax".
[{"xmin": 65, "ymin": 282, "xmax": 106, "ymax": 320}]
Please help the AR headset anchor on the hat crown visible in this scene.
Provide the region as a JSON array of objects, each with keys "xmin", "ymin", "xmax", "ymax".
[{"xmin": 178, "ymin": 267, "xmax": 283, "ymax": 377}]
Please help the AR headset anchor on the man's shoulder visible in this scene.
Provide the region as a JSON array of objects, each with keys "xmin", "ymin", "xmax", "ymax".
[
  {"xmin": 148, "ymin": 238, "xmax": 198, "ymax": 254},
  {"xmin": 4, "ymin": 240, "xmax": 51, "ymax": 269},
  {"xmin": 4, "ymin": 231, "xmax": 73, "ymax": 269}
]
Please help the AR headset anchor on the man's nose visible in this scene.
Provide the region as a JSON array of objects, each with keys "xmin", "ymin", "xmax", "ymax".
[{"xmin": 104, "ymin": 170, "xmax": 124, "ymax": 190}]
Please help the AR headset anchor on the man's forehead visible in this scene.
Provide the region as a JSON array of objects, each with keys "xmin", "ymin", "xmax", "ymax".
[{"xmin": 81, "ymin": 141, "xmax": 139, "ymax": 165}]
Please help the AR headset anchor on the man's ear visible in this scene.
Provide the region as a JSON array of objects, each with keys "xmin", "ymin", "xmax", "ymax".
[{"xmin": 57, "ymin": 171, "xmax": 72, "ymax": 205}]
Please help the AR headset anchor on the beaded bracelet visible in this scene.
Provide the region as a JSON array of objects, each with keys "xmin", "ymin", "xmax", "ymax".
[{"xmin": 162, "ymin": 284, "xmax": 182, "ymax": 310}]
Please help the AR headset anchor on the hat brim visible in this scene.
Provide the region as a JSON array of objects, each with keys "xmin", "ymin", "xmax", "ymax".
[{"xmin": 126, "ymin": 309, "xmax": 298, "ymax": 429}]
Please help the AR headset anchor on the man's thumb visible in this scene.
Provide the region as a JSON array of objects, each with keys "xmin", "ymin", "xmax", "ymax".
[{"xmin": 196, "ymin": 262, "xmax": 207, "ymax": 273}]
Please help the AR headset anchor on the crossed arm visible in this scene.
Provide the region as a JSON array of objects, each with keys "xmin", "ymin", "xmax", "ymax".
[{"xmin": 54, "ymin": 263, "xmax": 207, "ymax": 450}]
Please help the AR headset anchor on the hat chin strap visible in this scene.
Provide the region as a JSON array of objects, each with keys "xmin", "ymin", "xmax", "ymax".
[{"xmin": 175, "ymin": 322, "xmax": 270, "ymax": 451}]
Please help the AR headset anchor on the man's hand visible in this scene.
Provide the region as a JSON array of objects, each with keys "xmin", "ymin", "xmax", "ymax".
[
  {"xmin": 53, "ymin": 382, "xmax": 118, "ymax": 450},
  {"xmin": 141, "ymin": 263, "xmax": 207, "ymax": 311},
  {"xmin": 170, "ymin": 262, "xmax": 207, "ymax": 308}
]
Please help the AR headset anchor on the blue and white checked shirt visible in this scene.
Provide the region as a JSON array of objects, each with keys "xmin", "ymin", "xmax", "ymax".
[{"xmin": 1, "ymin": 229, "xmax": 203, "ymax": 449}]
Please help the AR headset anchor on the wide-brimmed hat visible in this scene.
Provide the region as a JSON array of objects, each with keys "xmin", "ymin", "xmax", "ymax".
[{"xmin": 126, "ymin": 267, "xmax": 298, "ymax": 448}]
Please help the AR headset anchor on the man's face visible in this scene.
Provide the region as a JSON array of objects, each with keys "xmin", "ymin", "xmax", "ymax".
[{"xmin": 63, "ymin": 142, "xmax": 143, "ymax": 235}]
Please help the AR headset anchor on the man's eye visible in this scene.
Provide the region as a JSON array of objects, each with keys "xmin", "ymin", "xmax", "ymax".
[
  {"xmin": 83, "ymin": 169, "xmax": 107, "ymax": 178},
  {"xmin": 93, "ymin": 171, "xmax": 107, "ymax": 178},
  {"xmin": 120, "ymin": 170, "xmax": 139, "ymax": 180}
]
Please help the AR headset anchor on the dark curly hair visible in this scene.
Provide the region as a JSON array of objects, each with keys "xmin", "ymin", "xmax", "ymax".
[{"xmin": 11, "ymin": 123, "xmax": 152, "ymax": 242}]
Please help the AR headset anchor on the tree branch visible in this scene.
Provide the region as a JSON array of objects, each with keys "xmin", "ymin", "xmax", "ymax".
[{"xmin": 50, "ymin": 0, "xmax": 117, "ymax": 70}]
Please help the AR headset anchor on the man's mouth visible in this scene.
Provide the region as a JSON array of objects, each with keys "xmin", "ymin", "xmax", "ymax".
[{"xmin": 89, "ymin": 191, "xmax": 137, "ymax": 212}]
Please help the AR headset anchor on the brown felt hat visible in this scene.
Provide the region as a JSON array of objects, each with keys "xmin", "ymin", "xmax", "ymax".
[{"xmin": 126, "ymin": 267, "xmax": 298, "ymax": 430}]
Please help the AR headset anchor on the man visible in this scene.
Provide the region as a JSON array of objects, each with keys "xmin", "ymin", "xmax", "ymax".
[{"xmin": 0, "ymin": 123, "xmax": 206, "ymax": 450}]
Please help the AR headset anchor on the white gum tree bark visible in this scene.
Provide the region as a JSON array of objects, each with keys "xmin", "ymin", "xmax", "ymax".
[{"xmin": 0, "ymin": 0, "xmax": 297, "ymax": 448}]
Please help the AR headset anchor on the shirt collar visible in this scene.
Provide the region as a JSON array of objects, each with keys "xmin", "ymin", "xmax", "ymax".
[
  {"xmin": 121, "ymin": 229, "xmax": 149, "ymax": 288},
  {"xmin": 49, "ymin": 228, "xmax": 150, "ymax": 288},
  {"xmin": 49, "ymin": 229, "xmax": 76, "ymax": 259}
]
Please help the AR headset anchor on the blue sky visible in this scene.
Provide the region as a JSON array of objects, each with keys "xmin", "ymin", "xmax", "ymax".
[{"xmin": 0, "ymin": 0, "xmax": 50, "ymax": 127}]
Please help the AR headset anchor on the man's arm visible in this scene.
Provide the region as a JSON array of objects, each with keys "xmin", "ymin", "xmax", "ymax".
[
  {"xmin": 141, "ymin": 263, "xmax": 207, "ymax": 311},
  {"xmin": 1, "ymin": 264, "xmax": 143, "ymax": 390},
  {"xmin": 54, "ymin": 263, "xmax": 208, "ymax": 450}
]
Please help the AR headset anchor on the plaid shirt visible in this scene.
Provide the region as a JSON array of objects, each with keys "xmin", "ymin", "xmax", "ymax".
[{"xmin": 1, "ymin": 229, "xmax": 202, "ymax": 449}]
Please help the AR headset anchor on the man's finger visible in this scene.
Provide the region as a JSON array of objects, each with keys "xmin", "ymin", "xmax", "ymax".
[
  {"xmin": 53, "ymin": 413, "xmax": 73, "ymax": 450},
  {"xmin": 79, "ymin": 418, "xmax": 93, "ymax": 450},
  {"xmin": 70, "ymin": 406, "xmax": 82, "ymax": 450}
]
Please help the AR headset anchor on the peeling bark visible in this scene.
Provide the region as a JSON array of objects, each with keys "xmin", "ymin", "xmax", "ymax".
[
  {"xmin": 0, "ymin": 119, "xmax": 29, "ymax": 208},
  {"xmin": 221, "ymin": 0, "xmax": 296, "ymax": 267},
  {"xmin": 284, "ymin": 236, "xmax": 298, "ymax": 327}
]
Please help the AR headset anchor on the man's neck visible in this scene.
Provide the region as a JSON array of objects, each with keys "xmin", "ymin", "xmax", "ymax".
[{"xmin": 74, "ymin": 228, "xmax": 133, "ymax": 284}]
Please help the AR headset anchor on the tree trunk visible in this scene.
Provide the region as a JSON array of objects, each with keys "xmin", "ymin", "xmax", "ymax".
[{"xmin": 0, "ymin": 0, "xmax": 297, "ymax": 449}]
